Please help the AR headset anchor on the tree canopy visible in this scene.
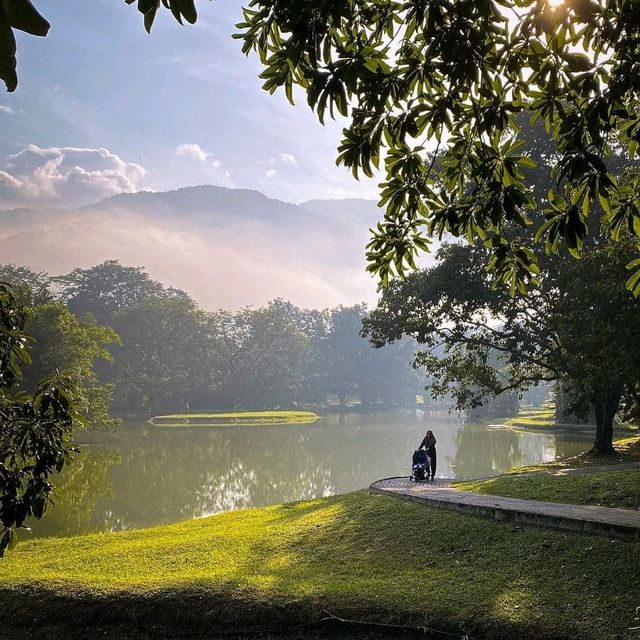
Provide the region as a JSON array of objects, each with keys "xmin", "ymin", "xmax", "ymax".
[
  {"xmin": 0, "ymin": 264, "xmax": 122, "ymax": 430},
  {"xmin": 55, "ymin": 260, "xmax": 174, "ymax": 325},
  {"xmin": 6, "ymin": 0, "xmax": 640, "ymax": 295},
  {"xmin": 0, "ymin": 261, "xmax": 421, "ymax": 415},
  {"xmin": 0, "ymin": 283, "xmax": 79, "ymax": 557},
  {"xmin": 235, "ymin": 0, "xmax": 640, "ymax": 295},
  {"xmin": 24, "ymin": 303, "xmax": 121, "ymax": 430}
]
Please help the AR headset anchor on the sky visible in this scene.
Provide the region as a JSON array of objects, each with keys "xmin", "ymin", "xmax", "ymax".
[
  {"xmin": 0, "ymin": 0, "xmax": 380, "ymax": 208},
  {"xmin": 0, "ymin": 1, "xmax": 403, "ymax": 310}
]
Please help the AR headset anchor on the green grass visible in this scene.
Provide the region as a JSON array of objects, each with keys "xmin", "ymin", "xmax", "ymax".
[
  {"xmin": 1, "ymin": 491, "xmax": 639, "ymax": 639},
  {"xmin": 150, "ymin": 410, "xmax": 320, "ymax": 427},
  {"xmin": 504, "ymin": 406, "xmax": 556, "ymax": 429},
  {"xmin": 456, "ymin": 435, "xmax": 640, "ymax": 509},
  {"xmin": 457, "ymin": 468, "xmax": 640, "ymax": 510}
]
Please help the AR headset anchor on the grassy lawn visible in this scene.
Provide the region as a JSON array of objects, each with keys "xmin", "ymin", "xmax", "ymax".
[
  {"xmin": 457, "ymin": 468, "xmax": 640, "ymax": 510},
  {"xmin": 1, "ymin": 491, "xmax": 639, "ymax": 639},
  {"xmin": 150, "ymin": 410, "xmax": 320, "ymax": 427},
  {"xmin": 456, "ymin": 436, "xmax": 640, "ymax": 510},
  {"xmin": 614, "ymin": 435, "xmax": 640, "ymax": 460}
]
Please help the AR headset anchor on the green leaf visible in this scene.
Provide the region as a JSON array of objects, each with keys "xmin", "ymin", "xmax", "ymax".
[
  {"xmin": 626, "ymin": 266, "xmax": 640, "ymax": 297},
  {"xmin": 144, "ymin": 5, "xmax": 158, "ymax": 34},
  {"xmin": 1, "ymin": 0, "xmax": 49, "ymax": 36},
  {"xmin": 138, "ymin": 0, "xmax": 158, "ymax": 14},
  {"xmin": 516, "ymin": 156, "xmax": 537, "ymax": 169},
  {"xmin": 626, "ymin": 258, "xmax": 640, "ymax": 271},
  {"xmin": 565, "ymin": 53, "xmax": 592, "ymax": 72},
  {"xmin": 0, "ymin": 13, "xmax": 17, "ymax": 92},
  {"xmin": 175, "ymin": 0, "xmax": 197, "ymax": 24}
]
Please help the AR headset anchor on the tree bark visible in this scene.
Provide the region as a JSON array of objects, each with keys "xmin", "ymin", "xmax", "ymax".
[{"xmin": 590, "ymin": 389, "xmax": 621, "ymax": 455}]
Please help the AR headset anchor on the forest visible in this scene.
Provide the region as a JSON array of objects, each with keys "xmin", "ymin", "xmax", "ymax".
[{"xmin": 0, "ymin": 260, "xmax": 423, "ymax": 426}]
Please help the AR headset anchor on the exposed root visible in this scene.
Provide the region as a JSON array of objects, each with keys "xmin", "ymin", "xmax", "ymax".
[{"xmin": 140, "ymin": 609, "xmax": 471, "ymax": 639}]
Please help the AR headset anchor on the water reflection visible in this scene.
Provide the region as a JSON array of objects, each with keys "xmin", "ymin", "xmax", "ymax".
[
  {"xmin": 33, "ymin": 450, "xmax": 121, "ymax": 538},
  {"xmin": 29, "ymin": 411, "xmax": 593, "ymax": 539}
]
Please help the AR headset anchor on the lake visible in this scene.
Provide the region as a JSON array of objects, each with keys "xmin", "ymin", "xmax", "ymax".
[{"xmin": 30, "ymin": 410, "xmax": 595, "ymax": 539}]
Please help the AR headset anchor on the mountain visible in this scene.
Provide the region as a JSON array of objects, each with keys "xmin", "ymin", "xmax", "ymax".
[
  {"xmin": 0, "ymin": 186, "xmax": 383, "ymax": 310},
  {"xmin": 86, "ymin": 185, "xmax": 305, "ymax": 225}
]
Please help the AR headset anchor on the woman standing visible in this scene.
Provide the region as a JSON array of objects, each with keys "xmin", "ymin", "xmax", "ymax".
[{"xmin": 419, "ymin": 430, "xmax": 437, "ymax": 480}]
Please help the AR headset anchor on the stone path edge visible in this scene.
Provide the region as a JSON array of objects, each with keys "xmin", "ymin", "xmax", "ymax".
[{"xmin": 370, "ymin": 474, "xmax": 640, "ymax": 540}]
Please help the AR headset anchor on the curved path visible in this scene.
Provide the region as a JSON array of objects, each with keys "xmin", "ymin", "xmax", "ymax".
[{"xmin": 371, "ymin": 463, "xmax": 640, "ymax": 540}]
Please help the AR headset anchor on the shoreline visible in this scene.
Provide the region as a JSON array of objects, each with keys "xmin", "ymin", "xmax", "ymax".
[{"xmin": 2, "ymin": 475, "xmax": 639, "ymax": 639}]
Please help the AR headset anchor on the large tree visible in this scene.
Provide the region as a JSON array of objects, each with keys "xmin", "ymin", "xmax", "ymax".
[
  {"xmin": 55, "ymin": 260, "xmax": 172, "ymax": 325},
  {"xmin": 238, "ymin": 0, "xmax": 640, "ymax": 295},
  {"xmin": 311, "ymin": 304, "xmax": 420, "ymax": 407},
  {"xmin": 108, "ymin": 296, "xmax": 214, "ymax": 414},
  {"xmin": 0, "ymin": 264, "xmax": 121, "ymax": 429},
  {"xmin": 209, "ymin": 303, "xmax": 311, "ymax": 410},
  {"xmin": 363, "ymin": 237, "xmax": 640, "ymax": 454},
  {"xmin": 0, "ymin": 264, "xmax": 53, "ymax": 307}
]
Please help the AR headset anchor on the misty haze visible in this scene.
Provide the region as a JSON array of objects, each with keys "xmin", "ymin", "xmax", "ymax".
[{"xmin": 1, "ymin": 184, "xmax": 384, "ymax": 309}]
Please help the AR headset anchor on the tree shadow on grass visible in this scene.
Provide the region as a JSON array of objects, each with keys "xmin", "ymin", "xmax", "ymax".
[{"xmin": 0, "ymin": 491, "xmax": 638, "ymax": 640}]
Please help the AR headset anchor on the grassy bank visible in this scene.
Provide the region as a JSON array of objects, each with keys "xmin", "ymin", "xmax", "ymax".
[
  {"xmin": 501, "ymin": 434, "xmax": 640, "ymax": 475},
  {"xmin": 503, "ymin": 405, "xmax": 640, "ymax": 433},
  {"xmin": 150, "ymin": 410, "xmax": 320, "ymax": 427},
  {"xmin": 457, "ymin": 468, "xmax": 640, "ymax": 510},
  {"xmin": 456, "ymin": 435, "xmax": 640, "ymax": 510},
  {"xmin": 1, "ymin": 491, "xmax": 639, "ymax": 640}
]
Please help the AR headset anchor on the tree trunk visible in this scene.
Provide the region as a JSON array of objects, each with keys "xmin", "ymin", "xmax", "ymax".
[{"xmin": 590, "ymin": 390, "xmax": 621, "ymax": 455}]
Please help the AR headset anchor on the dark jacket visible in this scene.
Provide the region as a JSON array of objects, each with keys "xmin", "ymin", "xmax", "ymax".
[{"xmin": 420, "ymin": 433, "xmax": 437, "ymax": 452}]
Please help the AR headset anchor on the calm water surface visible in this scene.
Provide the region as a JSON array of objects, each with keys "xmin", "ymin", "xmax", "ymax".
[{"xmin": 30, "ymin": 411, "xmax": 594, "ymax": 539}]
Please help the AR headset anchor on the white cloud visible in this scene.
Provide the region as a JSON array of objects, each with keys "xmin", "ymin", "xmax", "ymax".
[
  {"xmin": 265, "ymin": 169, "xmax": 277, "ymax": 179},
  {"xmin": 175, "ymin": 143, "xmax": 215, "ymax": 163},
  {"xmin": 269, "ymin": 153, "xmax": 298, "ymax": 166},
  {"xmin": 0, "ymin": 105, "xmax": 14, "ymax": 114},
  {"xmin": 0, "ymin": 145, "xmax": 146, "ymax": 208},
  {"xmin": 172, "ymin": 143, "xmax": 233, "ymax": 188}
]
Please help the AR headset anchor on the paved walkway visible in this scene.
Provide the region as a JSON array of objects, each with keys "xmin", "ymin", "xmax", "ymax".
[{"xmin": 371, "ymin": 464, "xmax": 640, "ymax": 540}]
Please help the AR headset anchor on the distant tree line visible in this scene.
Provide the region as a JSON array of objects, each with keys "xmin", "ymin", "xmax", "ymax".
[{"xmin": 0, "ymin": 261, "xmax": 423, "ymax": 421}]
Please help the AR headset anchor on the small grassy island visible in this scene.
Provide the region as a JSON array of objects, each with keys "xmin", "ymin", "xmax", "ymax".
[
  {"xmin": 149, "ymin": 410, "xmax": 320, "ymax": 427},
  {"xmin": 1, "ymin": 437, "xmax": 640, "ymax": 640}
]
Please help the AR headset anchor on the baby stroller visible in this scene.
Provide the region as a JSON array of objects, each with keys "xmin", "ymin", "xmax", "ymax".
[{"xmin": 410, "ymin": 449, "xmax": 431, "ymax": 482}]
